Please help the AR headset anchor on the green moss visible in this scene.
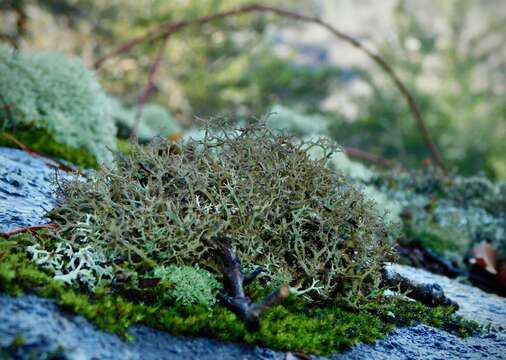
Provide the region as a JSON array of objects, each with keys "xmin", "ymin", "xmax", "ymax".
[
  {"xmin": 0, "ymin": 233, "xmax": 479, "ymax": 356},
  {"xmin": 0, "ymin": 127, "xmax": 98, "ymax": 168}
]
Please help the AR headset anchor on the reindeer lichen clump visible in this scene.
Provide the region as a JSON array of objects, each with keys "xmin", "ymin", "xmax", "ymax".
[{"xmin": 49, "ymin": 123, "xmax": 395, "ymax": 306}]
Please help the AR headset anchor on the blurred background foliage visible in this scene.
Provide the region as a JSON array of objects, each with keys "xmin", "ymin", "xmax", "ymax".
[{"xmin": 1, "ymin": 0, "xmax": 505, "ymax": 178}]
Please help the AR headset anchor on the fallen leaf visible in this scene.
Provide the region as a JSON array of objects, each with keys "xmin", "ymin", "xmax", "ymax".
[{"xmin": 470, "ymin": 242, "xmax": 498, "ymax": 275}]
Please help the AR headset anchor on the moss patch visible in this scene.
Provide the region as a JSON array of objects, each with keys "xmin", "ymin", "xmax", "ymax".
[{"xmin": 0, "ymin": 233, "xmax": 479, "ymax": 356}]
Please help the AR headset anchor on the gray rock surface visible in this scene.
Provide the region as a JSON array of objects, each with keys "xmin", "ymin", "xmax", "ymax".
[
  {"xmin": 0, "ymin": 147, "xmax": 62, "ymax": 233},
  {"xmin": 1, "ymin": 146, "xmax": 506, "ymax": 359},
  {"xmin": 388, "ymin": 263, "xmax": 506, "ymax": 329},
  {"xmin": 0, "ymin": 294, "xmax": 283, "ymax": 360}
]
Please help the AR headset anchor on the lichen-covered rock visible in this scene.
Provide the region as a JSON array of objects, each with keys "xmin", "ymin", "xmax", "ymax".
[
  {"xmin": 0, "ymin": 46, "xmax": 117, "ymax": 164},
  {"xmin": 368, "ymin": 169, "xmax": 506, "ymax": 261}
]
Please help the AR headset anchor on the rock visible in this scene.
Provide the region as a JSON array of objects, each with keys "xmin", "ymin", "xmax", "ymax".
[
  {"xmin": 0, "ymin": 147, "xmax": 62, "ymax": 233},
  {"xmin": 333, "ymin": 264, "xmax": 506, "ymax": 360},
  {"xmin": 0, "ymin": 294, "xmax": 283, "ymax": 360},
  {"xmin": 387, "ymin": 263, "xmax": 506, "ymax": 329},
  {"xmin": 334, "ymin": 324, "xmax": 506, "ymax": 360}
]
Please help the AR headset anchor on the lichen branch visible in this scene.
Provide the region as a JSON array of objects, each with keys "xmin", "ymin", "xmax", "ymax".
[{"xmin": 381, "ymin": 266, "xmax": 458, "ymax": 308}]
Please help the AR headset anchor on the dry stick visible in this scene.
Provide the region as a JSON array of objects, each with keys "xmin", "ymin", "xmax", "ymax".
[
  {"xmin": 130, "ymin": 34, "xmax": 171, "ymax": 142},
  {"xmin": 2, "ymin": 223, "xmax": 59, "ymax": 238},
  {"xmin": 94, "ymin": 3, "xmax": 446, "ymax": 173},
  {"xmin": 344, "ymin": 146, "xmax": 398, "ymax": 168},
  {"xmin": 219, "ymin": 244, "xmax": 289, "ymax": 330},
  {"xmin": 1, "ymin": 132, "xmax": 81, "ymax": 174}
]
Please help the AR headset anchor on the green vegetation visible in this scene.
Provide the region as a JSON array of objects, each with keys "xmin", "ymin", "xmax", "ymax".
[
  {"xmin": 111, "ymin": 100, "xmax": 182, "ymax": 142},
  {"xmin": 0, "ymin": 46, "xmax": 117, "ymax": 165},
  {"xmin": 151, "ymin": 265, "xmax": 220, "ymax": 308},
  {"xmin": 0, "ymin": 233, "xmax": 479, "ymax": 355},
  {"xmin": 369, "ymin": 168, "xmax": 506, "ymax": 261}
]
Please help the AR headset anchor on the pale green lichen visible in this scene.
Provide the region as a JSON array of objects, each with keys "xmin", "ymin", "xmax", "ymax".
[
  {"xmin": 0, "ymin": 46, "xmax": 117, "ymax": 163},
  {"xmin": 266, "ymin": 104, "xmax": 329, "ymax": 137},
  {"xmin": 26, "ymin": 242, "xmax": 113, "ymax": 289},
  {"xmin": 371, "ymin": 169, "xmax": 506, "ymax": 260},
  {"xmin": 111, "ymin": 99, "xmax": 181, "ymax": 142},
  {"xmin": 152, "ymin": 265, "xmax": 220, "ymax": 307}
]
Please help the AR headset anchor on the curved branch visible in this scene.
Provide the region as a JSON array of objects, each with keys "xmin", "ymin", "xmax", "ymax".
[
  {"xmin": 94, "ymin": 3, "xmax": 446, "ymax": 173},
  {"xmin": 130, "ymin": 34, "xmax": 170, "ymax": 142}
]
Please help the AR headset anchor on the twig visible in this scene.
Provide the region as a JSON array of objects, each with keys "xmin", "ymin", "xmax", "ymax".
[
  {"xmin": 344, "ymin": 146, "xmax": 398, "ymax": 168},
  {"xmin": 2, "ymin": 223, "xmax": 59, "ymax": 238},
  {"xmin": 94, "ymin": 4, "xmax": 447, "ymax": 173},
  {"xmin": 130, "ymin": 34, "xmax": 171, "ymax": 142},
  {"xmin": 1, "ymin": 133, "xmax": 81, "ymax": 174},
  {"xmin": 218, "ymin": 243, "xmax": 289, "ymax": 330},
  {"xmin": 381, "ymin": 266, "xmax": 458, "ymax": 308}
]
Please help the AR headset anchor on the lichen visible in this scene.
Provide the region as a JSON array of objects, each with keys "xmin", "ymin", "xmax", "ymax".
[
  {"xmin": 48, "ymin": 122, "xmax": 396, "ymax": 303},
  {"xmin": 110, "ymin": 99, "xmax": 181, "ymax": 142},
  {"xmin": 0, "ymin": 45, "xmax": 117, "ymax": 164},
  {"xmin": 151, "ymin": 265, "xmax": 220, "ymax": 308},
  {"xmin": 370, "ymin": 168, "xmax": 506, "ymax": 260}
]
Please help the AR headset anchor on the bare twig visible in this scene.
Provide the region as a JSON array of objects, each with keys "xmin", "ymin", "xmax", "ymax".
[
  {"xmin": 94, "ymin": 3, "xmax": 446, "ymax": 173},
  {"xmin": 2, "ymin": 223, "xmax": 59, "ymax": 238},
  {"xmin": 130, "ymin": 34, "xmax": 171, "ymax": 142},
  {"xmin": 1, "ymin": 133, "xmax": 81, "ymax": 174},
  {"xmin": 218, "ymin": 244, "xmax": 289, "ymax": 330},
  {"xmin": 344, "ymin": 146, "xmax": 398, "ymax": 168}
]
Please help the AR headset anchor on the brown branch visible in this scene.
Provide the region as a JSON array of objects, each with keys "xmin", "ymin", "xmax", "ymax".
[
  {"xmin": 94, "ymin": 3, "xmax": 446, "ymax": 173},
  {"xmin": 344, "ymin": 146, "xmax": 399, "ymax": 168},
  {"xmin": 2, "ymin": 223, "xmax": 59, "ymax": 238},
  {"xmin": 1, "ymin": 133, "xmax": 81, "ymax": 174},
  {"xmin": 130, "ymin": 34, "xmax": 171, "ymax": 143},
  {"xmin": 218, "ymin": 244, "xmax": 289, "ymax": 331}
]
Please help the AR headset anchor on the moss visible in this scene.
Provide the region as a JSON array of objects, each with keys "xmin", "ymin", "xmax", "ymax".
[
  {"xmin": 0, "ymin": 233, "xmax": 479, "ymax": 356},
  {"xmin": 0, "ymin": 127, "xmax": 98, "ymax": 168}
]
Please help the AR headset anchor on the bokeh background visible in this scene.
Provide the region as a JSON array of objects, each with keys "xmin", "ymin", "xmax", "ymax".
[{"xmin": 1, "ymin": 0, "xmax": 505, "ymax": 178}]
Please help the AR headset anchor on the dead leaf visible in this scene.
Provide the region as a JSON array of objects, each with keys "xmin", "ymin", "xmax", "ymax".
[{"xmin": 470, "ymin": 242, "xmax": 498, "ymax": 275}]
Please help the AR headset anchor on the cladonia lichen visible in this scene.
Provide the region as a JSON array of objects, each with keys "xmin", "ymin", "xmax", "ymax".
[
  {"xmin": 48, "ymin": 121, "xmax": 396, "ymax": 304},
  {"xmin": 0, "ymin": 45, "xmax": 117, "ymax": 164}
]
